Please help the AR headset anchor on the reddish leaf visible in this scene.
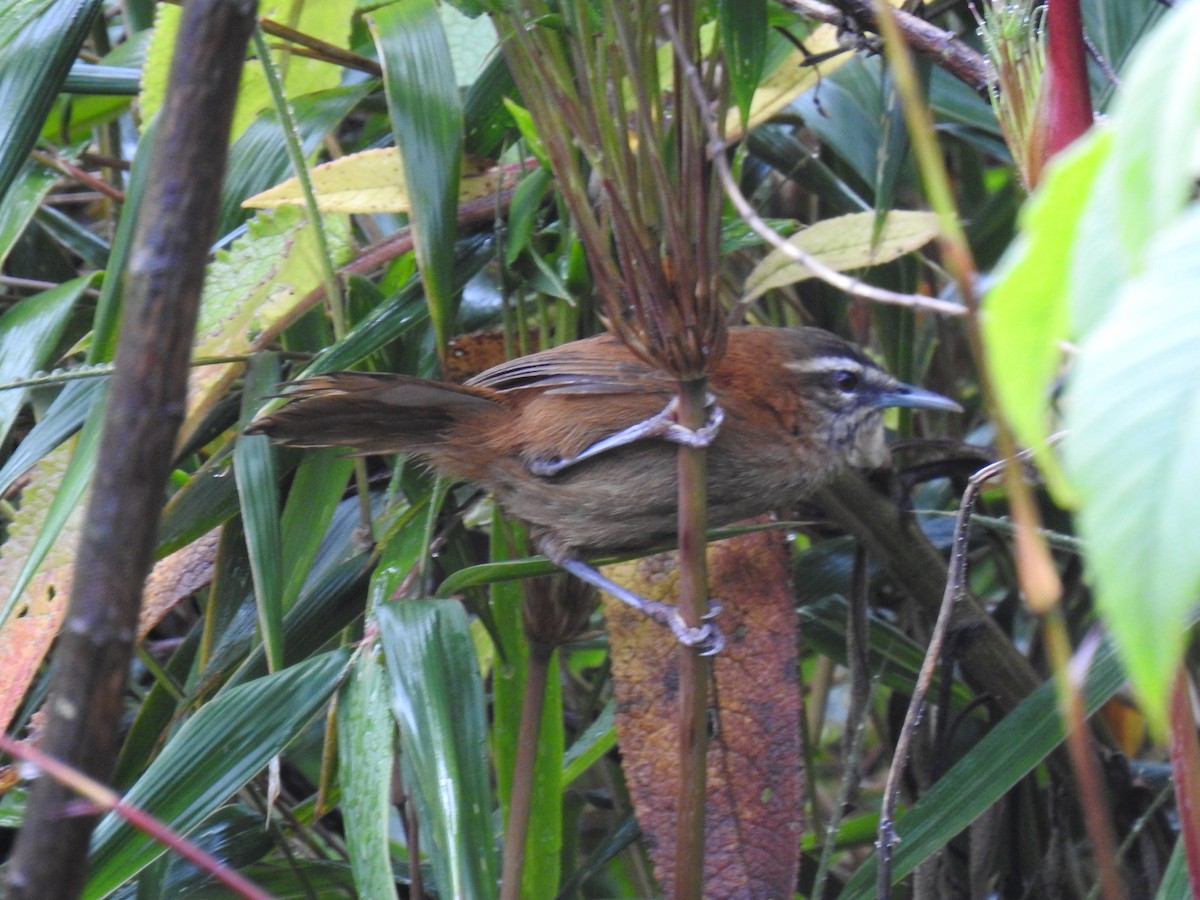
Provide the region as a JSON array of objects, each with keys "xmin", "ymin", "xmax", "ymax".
[{"xmin": 602, "ymin": 523, "xmax": 803, "ymax": 897}]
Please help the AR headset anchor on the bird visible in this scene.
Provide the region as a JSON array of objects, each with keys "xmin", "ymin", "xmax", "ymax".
[{"xmin": 246, "ymin": 326, "xmax": 960, "ymax": 651}]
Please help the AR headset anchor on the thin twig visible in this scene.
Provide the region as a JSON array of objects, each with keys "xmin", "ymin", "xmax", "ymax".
[
  {"xmin": 876, "ymin": 455, "xmax": 1004, "ymax": 896},
  {"xmin": 660, "ymin": 7, "xmax": 968, "ymax": 319},
  {"xmin": 813, "ymin": 547, "xmax": 875, "ymax": 900},
  {"xmin": 259, "ymin": 17, "xmax": 383, "ymax": 76}
]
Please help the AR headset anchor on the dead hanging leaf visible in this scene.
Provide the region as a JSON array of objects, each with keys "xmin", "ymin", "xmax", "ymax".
[
  {"xmin": 741, "ymin": 210, "xmax": 942, "ymax": 302},
  {"xmin": 243, "ymin": 148, "xmax": 518, "ymax": 214},
  {"xmin": 601, "ymin": 523, "xmax": 803, "ymax": 898}
]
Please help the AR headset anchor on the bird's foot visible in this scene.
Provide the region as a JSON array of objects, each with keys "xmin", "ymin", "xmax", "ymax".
[
  {"xmin": 557, "ymin": 557, "xmax": 725, "ymax": 655},
  {"xmin": 528, "ymin": 394, "xmax": 724, "ymax": 476}
]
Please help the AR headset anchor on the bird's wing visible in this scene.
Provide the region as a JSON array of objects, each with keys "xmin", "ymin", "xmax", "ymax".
[{"xmin": 467, "ymin": 333, "xmax": 675, "ymax": 396}]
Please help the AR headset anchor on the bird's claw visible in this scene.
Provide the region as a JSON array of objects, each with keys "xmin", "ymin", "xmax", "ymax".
[
  {"xmin": 526, "ymin": 394, "xmax": 725, "ymax": 477},
  {"xmin": 657, "ymin": 393, "xmax": 724, "ymax": 449},
  {"xmin": 668, "ymin": 612, "xmax": 725, "ymax": 656}
]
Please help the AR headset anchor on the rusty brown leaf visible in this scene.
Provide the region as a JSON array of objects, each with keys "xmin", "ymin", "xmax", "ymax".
[{"xmin": 601, "ymin": 522, "xmax": 803, "ymax": 898}]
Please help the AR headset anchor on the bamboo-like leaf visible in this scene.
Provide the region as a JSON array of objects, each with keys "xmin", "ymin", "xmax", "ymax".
[
  {"xmin": 490, "ymin": 521, "xmax": 563, "ymax": 898},
  {"xmin": 0, "ymin": 0, "xmax": 99, "ymax": 205},
  {"xmin": 338, "ymin": 648, "xmax": 397, "ymax": 900},
  {"xmin": 0, "ymin": 161, "xmax": 55, "ymax": 268},
  {"xmin": 0, "ymin": 276, "xmax": 92, "ymax": 447},
  {"xmin": 85, "ymin": 649, "xmax": 352, "ymax": 898},
  {"xmin": 369, "ymin": 0, "xmax": 464, "ymax": 360},
  {"xmin": 235, "ymin": 353, "xmax": 285, "ymax": 672},
  {"xmin": 279, "ymin": 450, "xmax": 354, "ymax": 613},
  {"xmin": 377, "ymin": 600, "xmax": 497, "ymax": 899},
  {"xmin": 720, "ymin": 0, "xmax": 767, "ymax": 125},
  {"xmin": 562, "ymin": 699, "xmax": 616, "ymax": 786}
]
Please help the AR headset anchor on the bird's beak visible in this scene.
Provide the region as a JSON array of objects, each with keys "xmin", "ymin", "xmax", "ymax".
[{"xmin": 877, "ymin": 382, "xmax": 963, "ymax": 413}]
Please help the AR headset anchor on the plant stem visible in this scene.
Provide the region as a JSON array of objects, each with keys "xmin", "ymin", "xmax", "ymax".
[{"xmin": 673, "ymin": 377, "xmax": 711, "ymax": 899}]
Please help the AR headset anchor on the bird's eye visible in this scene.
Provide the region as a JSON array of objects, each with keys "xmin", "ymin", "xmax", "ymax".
[{"xmin": 833, "ymin": 370, "xmax": 860, "ymax": 392}]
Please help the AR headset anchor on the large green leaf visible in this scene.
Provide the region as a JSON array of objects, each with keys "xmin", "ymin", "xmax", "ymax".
[
  {"xmin": 377, "ymin": 600, "xmax": 497, "ymax": 899},
  {"xmin": 982, "ymin": 126, "xmax": 1111, "ymax": 500},
  {"xmin": 1109, "ymin": 0, "xmax": 1200, "ymax": 262},
  {"xmin": 369, "ymin": 0, "xmax": 464, "ymax": 359},
  {"xmin": 85, "ymin": 650, "xmax": 351, "ymax": 898},
  {"xmin": 1063, "ymin": 205, "xmax": 1200, "ymax": 730}
]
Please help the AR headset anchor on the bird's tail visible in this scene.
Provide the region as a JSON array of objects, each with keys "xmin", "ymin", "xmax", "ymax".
[{"xmin": 244, "ymin": 372, "xmax": 498, "ymax": 456}]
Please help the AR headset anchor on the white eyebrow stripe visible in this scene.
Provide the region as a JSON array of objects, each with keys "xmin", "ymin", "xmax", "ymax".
[{"xmin": 783, "ymin": 357, "xmax": 867, "ymax": 374}]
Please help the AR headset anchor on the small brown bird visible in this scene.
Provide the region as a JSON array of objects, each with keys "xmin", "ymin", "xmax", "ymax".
[{"xmin": 246, "ymin": 326, "xmax": 959, "ymax": 649}]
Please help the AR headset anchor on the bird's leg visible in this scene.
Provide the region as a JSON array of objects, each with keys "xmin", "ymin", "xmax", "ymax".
[
  {"xmin": 528, "ymin": 393, "xmax": 724, "ymax": 477},
  {"xmin": 557, "ymin": 556, "xmax": 724, "ymax": 655}
]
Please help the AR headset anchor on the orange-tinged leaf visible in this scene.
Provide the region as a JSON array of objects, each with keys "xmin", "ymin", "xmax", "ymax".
[
  {"xmin": 601, "ymin": 524, "xmax": 803, "ymax": 897},
  {"xmin": 0, "ymin": 445, "xmax": 84, "ymax": 733}
]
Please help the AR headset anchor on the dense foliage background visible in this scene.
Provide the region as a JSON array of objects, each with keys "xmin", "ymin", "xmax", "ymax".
[{"xmin": 0, "ymin": 0, "xmax": 1197, "ymax": 896}]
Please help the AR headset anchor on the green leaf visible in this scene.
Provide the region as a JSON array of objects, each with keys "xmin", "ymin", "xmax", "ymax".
[
  {"xmin": 720, "ymin": 0, "xmax": 767, "ymax": 125},
  {"xmin": 1063, "ymin": 204, "xmax": 1200, "ymax": 731},
  {"xmin": 377, "ymin": 600, "xmax": 497, "ymax": 899},
  {"xmin": 843, "ymin": 635, "xmax": 1127, "ymax": 893},
  {"xmin": 235, "ymin": 353, "xmax": 285, "ymax": 672},
  {"xmin": 0, "ymin": 276, "xmax": 92, "ymax": 447},
  {"xmin": 338, "ymin": 648, "xmax": 396, "ymax": 900},
  {"xmin": 562, "ymin": 699, "xmax": 616, "ymax": 786},
  {"xmin": 489, "ymin": 522, "xmax": 562, "ymax": 899},
  {"xmin": 0, "ymin": 384, "xmax": 104, "ymax": 625},
  {"xmin": 1108, "ymin": 0, "xmax": 1200, "ymax": 259},
  {"xmin": 279, "ymin": 450, "xmax": 354, "ymax": 614},
  {"xmin": 85, "ymin": 650, "xmax": 352, "ymax": 898},
  {"xmin": 982, "ymin": 126, "xmax": 1111, "ymax": 501},
  {"xmin": 0, "ymin": 161, "xmax": 55, "ymax": 269},
  {"xmin": 141, "ymin": 0, "xmax": 354, "ymax": 142},
  {"xmin": 0, "ymin": 0, "xmax": 99, "ymax": 206},
  {"xmin": 741, "ymin": 210, "xmax": 940, "ymax": 301},
  {"xmin": 370, "ymin": 0, "xmax": 464, "ymax": 360}
]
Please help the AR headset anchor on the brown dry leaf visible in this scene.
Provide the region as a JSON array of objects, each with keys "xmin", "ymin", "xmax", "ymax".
[
  {"xmin": 0, "ymin": 445, "xmax": 85, "ymax": 734},
  {"xmin": 601, "ymin": 523, "xmax": 803, "ymax": 898},
  {"xmin": 138, "ymin": 529, "xmax": 221, "ymax": 640}
]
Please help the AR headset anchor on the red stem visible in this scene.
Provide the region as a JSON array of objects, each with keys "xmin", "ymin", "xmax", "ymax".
[
  {"xmin": 1169, "ymin": 668, "xmax": 1200, "ymax": 896},
  {"xmin": 1038, "ymin": 0, "xmax": 1094, "ymax": 172}
]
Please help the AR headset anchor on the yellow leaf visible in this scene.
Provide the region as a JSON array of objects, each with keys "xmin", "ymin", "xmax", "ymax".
[
  {"xmin": 244, "ymin": 149, "xmax": 517, "ymax": 214},
  {"xmin": 742, "ymin": 210, "xmax": 941, "ymax": 301}
]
